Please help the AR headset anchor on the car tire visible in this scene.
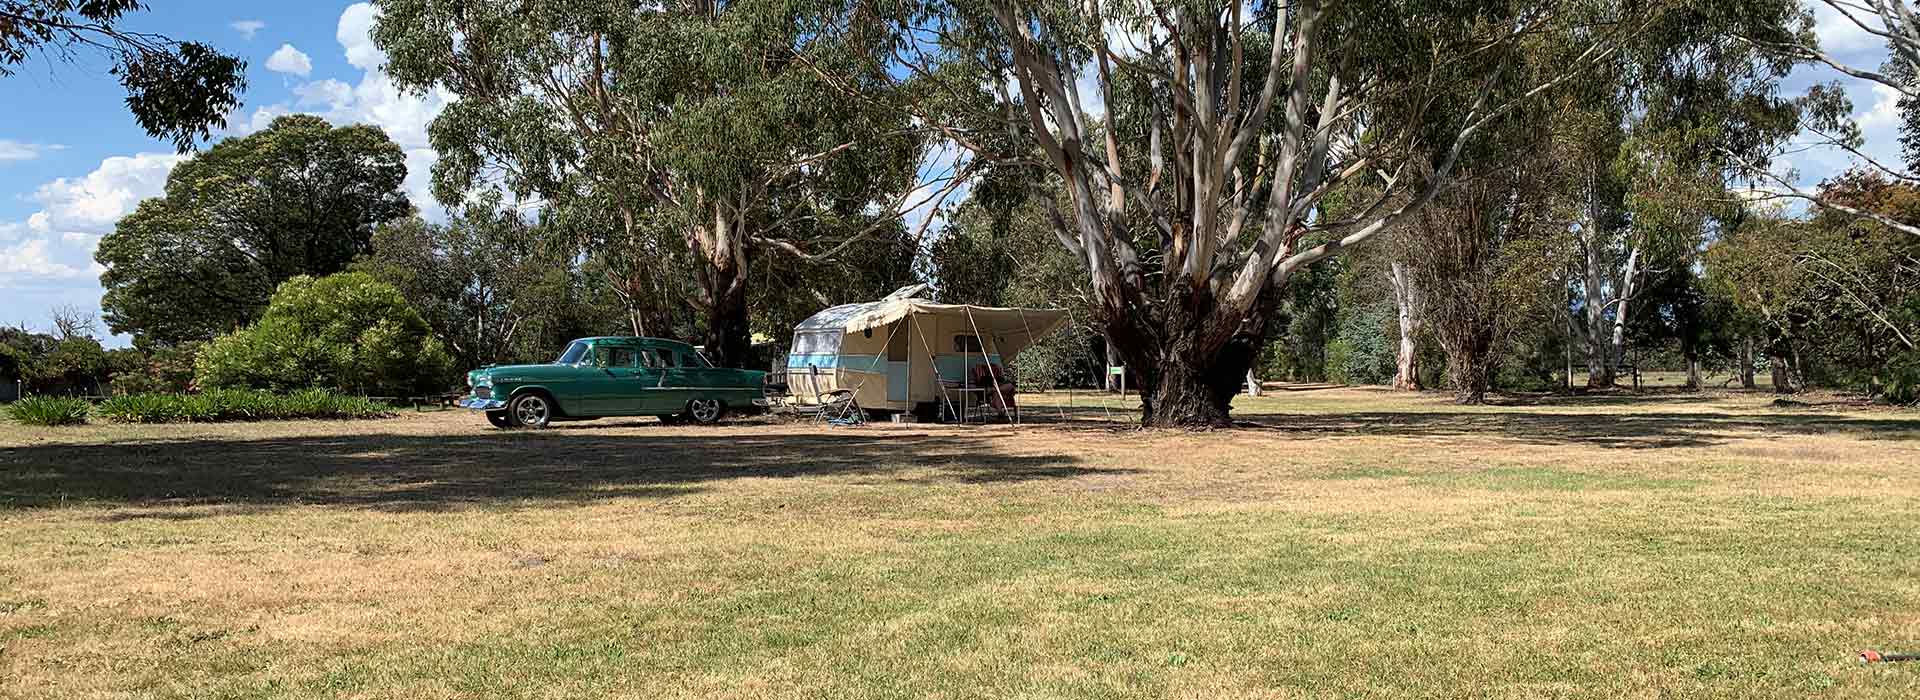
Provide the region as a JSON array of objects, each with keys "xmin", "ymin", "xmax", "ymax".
[
  {"xmin": 486, "ymin": 411, "xmax": 513, "ymax": 429},
  {"xmin": 685, "ymin": 398, "xmax": 725, "ymax": 425},
  {"xmin": 508, "ymin": 393, "xmax": 554, "ymax": 429}
]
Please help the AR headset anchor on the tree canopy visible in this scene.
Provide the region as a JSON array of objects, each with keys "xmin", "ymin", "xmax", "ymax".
[
  {"xmin": 372, "ymin": 0, "xmax": 940, "ymax": 367},
  {"xmin": 96, "ymin": 115, "xmax": 413, "ymax": 345},
  {"xmin": 1, "ymin": 0, "xmax": 246, "ymax": 150}
]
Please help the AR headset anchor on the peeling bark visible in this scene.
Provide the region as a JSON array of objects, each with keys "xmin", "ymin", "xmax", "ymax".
[{"xmin": 1389, "ymin": 261, "xmax": 1422, "ymax": 391}]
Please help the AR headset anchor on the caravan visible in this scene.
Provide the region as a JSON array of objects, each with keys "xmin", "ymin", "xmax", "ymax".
[{"xmin": 779, "ymin": 286, "xmax": 1068, "ymax": 421}]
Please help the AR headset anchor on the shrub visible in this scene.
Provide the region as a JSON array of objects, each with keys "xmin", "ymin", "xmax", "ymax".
[
  {"xmin": 1327, "ymin": 303, "xmax": 1397, "ymax": 386},
  {"xmin": 109, "ymin": 343, "xmax": 200, "ymax": 395},
  {"xmin": 96, "ymin": 389, "xmax": 393, "ymax": 423},
  {"xmin": 197, "ymin": 273, "xmax": 453, "ymax": 396},
  {"xmin": 7, "ymin": 396, "xmax": 92, "ymax": 426}
]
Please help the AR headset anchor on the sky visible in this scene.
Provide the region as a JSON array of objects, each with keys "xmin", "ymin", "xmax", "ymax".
[
  {"xmin": 1, "ymin": 2, "xmax": 448, "ymax": 346},
  {"xmin": 0, "ymin": 2, "xmax": 1903, "ymax": 348}
]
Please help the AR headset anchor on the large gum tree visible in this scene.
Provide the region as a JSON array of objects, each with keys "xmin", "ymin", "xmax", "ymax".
[
  {"xmin": 911, "ymin": 0, "xmax": 1646, "ymax": 426},
  {"xmin": 373, "ymin": 0, "xmax": 952, "ymax": 367}
]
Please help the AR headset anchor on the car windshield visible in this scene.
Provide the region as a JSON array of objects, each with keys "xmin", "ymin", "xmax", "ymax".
[
  {"xmin": 688, "ymin": 349, "xmax": 714, "ymax": 368},
  {"xmin": 555, "ymin": 341, "xmax": 589, "ymax": 365}
]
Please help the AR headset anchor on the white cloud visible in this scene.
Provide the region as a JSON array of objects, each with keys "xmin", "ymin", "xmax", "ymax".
[
  {"xmin": 227, "ymin": 3, "xmax": 451, "ymax": 216},
  {"xmin": 266, "ymin": 44, "xmax": 314, "ymax": 77},
  {"xmin": 1854, "ymin": 82, "xmax": 1903, "ymax": 130},
  {"xmin": 0, "ymin": 239, "xmax": 83, "ymax": 281},
  {"xmin": 0, "ymin": 153, "xmax": 180, "ymax": 293},
  {"xmin": 28, "ymin": 153, "xmax": 185, "ymax": 235},
  {"xmin": 1813, "ymin": 3, "xmax": 1884, "ymax": 58},
  {"xmin": 231, "ymin": 19, "xmax": 266, "ymax": 41},
  {"xmin": 0, "ymin": 139, "xmax": 64, "ymax": 162},
  {"xmin": 339, "ymin": 3, "xmax": 385, "ymax": 72},
  {"xmin": 294, "ymin": 78, "xmax": 354, "ymax": 107}
]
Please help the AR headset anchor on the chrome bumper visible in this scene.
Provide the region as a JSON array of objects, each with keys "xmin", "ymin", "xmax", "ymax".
[{"xmin": 458, "ymin": 397, "xmax": 506, "ymax": 411}]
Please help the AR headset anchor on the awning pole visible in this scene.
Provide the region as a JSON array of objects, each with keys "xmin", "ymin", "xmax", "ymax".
[{"xmin": 965, "ymin": 306, "xmax": 1012, "ymax": 424}]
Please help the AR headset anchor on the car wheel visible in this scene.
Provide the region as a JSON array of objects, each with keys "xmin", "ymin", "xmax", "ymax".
[
  {"xmin": 486, "ymin": 411, "xmax": 513, "ymax": 429},
  {"xmin": 508, "ymin": 393, "xmax": 553, "ymax": 428},
  {"xmin": 686, "ymin": 398, "xmax": 725, "ymax": 425}
]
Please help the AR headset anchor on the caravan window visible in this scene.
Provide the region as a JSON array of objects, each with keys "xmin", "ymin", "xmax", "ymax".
[
  {"xmin": 953, "ymin": 335, "xmax": 985, "ymax": 353},
  {"xmin": 794, "ymin": 331, "xmax": 840, "ymax": 354}
]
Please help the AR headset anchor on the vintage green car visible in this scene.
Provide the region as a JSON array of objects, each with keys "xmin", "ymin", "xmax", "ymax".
[{"xmin": 458, "ymin": 337, "xmax": 766, "ymax": 428}]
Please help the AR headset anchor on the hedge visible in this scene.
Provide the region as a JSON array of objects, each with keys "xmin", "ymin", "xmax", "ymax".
[{"xmin": 95, "ymin": 389, "xmax": 394, "ymax": 423}]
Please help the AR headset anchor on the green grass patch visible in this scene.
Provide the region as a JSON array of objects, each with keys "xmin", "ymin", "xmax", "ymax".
[
  {"xmin": 95, "ymin": 389, "xmax": 394, "ymax": 423},
  {"xmin": 5, "ymin": 396, "xmax": 91, "ymax": 426},
  {"xmin": 1416, "ymin": 465, "xmax": 1704, "ymax": 492}
]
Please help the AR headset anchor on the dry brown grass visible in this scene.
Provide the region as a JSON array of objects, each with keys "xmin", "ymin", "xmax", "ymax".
[{"xmin": 2, "ymin": 387, "xmax": 1918, "ymax": 698}]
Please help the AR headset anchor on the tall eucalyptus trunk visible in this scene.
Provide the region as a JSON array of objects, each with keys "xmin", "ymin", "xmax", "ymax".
[
  {"xmin": 690, "ymin": 202, "xmax": 754, "ymax": 368},
  {"xmin": 962, "ymin": 0, "xmax": 1620, "ymax": 426},
  {"xmin": 1739, "ymin": 337, "xmax": 1758, "ymax": 389},
  {"xmin": 1607, "ymin": 244, "xmax": 1641, "ymax": 381},
  {"xmin": 1389, "ymin": 261, "xmax": 1422, "ymax": 390}
]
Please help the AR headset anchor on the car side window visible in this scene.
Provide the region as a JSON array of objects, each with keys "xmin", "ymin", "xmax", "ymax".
[
  {"xmin": 646, "ymin": 348, "xmax": 679, "ymax": 368},
  {"xmin": 596, "ymin": 346, "xmax": 639, "ymax": 368}
]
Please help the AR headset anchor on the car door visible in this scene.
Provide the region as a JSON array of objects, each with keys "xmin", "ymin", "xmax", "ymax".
[
  {"xmin": 586, "ymin": 343, "xmax": 652, "ymax": 415},
  {"xmin": 673, "ymin": 347, "xmax": 758, "ymax": 408},
  {"xmin": 642, "ymin": 347, "xmax": 690, "ymax": 414}
]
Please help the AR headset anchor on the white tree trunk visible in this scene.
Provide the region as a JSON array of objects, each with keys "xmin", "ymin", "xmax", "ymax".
[
  {"xmin": 1607, "ymin": 244, "xmax": 1641, "ymax": 380},
  {"xmin": 1388, "ymin": 261, "xmax": 1421, "ymax": 390}
]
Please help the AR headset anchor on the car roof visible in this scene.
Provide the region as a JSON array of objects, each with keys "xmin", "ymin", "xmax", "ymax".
[{"xmin": 575, "ymin": 336, "xmax": 696, "ymax": 351}]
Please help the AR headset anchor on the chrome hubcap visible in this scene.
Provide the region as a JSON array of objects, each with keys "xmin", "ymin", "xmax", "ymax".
[
  {"xmin": 515, "ymin": 397, "xmax": 549, "ymax": 425},
  {"xmin": 690, "ymin": 399, "xmax": 719, "ymax": 422}
]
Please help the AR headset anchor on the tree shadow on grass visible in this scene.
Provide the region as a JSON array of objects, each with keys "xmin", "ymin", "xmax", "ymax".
[
  {"xmin": 1228, "ymin": 409, "xmax": 1920, "ymax": 449},
  {"xmin": 0, "ymin": 430, "xmax": 1105, "ymax": 512}
]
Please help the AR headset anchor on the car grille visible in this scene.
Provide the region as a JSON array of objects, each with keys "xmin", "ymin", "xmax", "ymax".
[{"xmin": 473, "ymin": 386, "xmax": 493, "ymax": 399}]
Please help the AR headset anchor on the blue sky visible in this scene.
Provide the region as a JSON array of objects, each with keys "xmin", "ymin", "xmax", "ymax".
[
  {"xmin": 0, "ymin": 2, "xmax": 1902, "ymax": 348},
  {"xmin": 1, "ymin": 2, "xmax": 448, "ymax": 346}
]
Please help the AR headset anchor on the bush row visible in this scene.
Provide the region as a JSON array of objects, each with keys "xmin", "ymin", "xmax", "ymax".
[
  {"xmin": 6, "ymin": 390, "xmax": 395, "ymax": 426},
  {"xmin": 6, "ymin": 396, "xmax": 92, "ymax": 426},
  {"xmin": 96, "ymin": 389, "xmax": 395, "ymax": 423}
]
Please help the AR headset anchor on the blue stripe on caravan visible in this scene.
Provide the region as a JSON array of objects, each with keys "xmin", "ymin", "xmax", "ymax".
[{"xmin": 786, "ymin": 353, "xmax": 887, "ymax": 372}]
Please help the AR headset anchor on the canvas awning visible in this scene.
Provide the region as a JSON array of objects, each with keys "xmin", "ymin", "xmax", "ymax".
[{"xmin": 793, "ymin": 286, "xmax": 1070, "ymax": 359}]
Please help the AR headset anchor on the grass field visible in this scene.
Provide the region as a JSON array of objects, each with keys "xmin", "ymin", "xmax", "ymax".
[{"xmin": 3, "ymin": 387, "xmax": 1918, "ymax": 698}]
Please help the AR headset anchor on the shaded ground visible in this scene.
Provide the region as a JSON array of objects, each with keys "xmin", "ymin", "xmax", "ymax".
[
  {"xmin": 2, "ymin": 388, "xmax": 1918, "ymax": 699},
  {"xmin": 0, "ymin": 428, "xmax": 1103, "ymax": 511}
]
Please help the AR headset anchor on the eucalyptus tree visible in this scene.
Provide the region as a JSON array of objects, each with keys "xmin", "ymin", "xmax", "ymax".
[
  {"xmin": 1385, "ymin": 257, "xmax": 1425, "ymax": 391},
  {"xmin": 373, "ymin": 0, "xmax": 946, "ymax": 367},
  {"xmin": 1402, "ymin": 149, "xmax": 1574, "ymax": 404},
  {"xmin": 1553, "ymin": 4, "xmax": 1803, "ymax": 388},
  {"xmin": 902, "ymin": 0, "xmax": 1653, "ymax": 426},
  {"xmin": 356, "ymin": 199, "xmax": 591, "ymax": 370},
  {"xmin": 1729, "ymin": 0, "xmax": 1920, "ymax": 239},
  {"xmin": 1707, "ymin": 174, "xmax": 1920, "ymax": 398},
  {"xmin": 1, "ymin": 0, "xmax": 246, "ymax": 150}
]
